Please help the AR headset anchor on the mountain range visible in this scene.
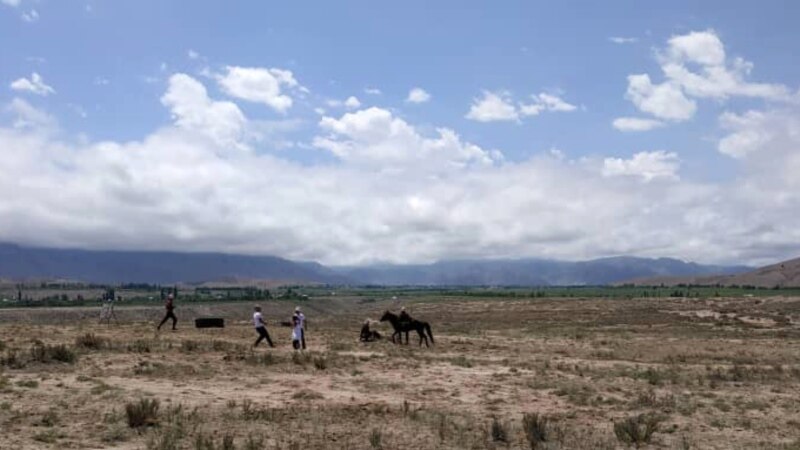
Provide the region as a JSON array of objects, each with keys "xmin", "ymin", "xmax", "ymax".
[
  {"xmin": 0, "ymin": 242, "xmax": 758, "ymax": 286},
  {"xmin": 626, "ymin": 257, "xmax": 800, "ymax": 288}
]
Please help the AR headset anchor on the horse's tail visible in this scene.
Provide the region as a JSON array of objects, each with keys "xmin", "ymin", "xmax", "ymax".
[{"xmin": 425, "ymin": 323, "xmax": 434, "ymax": 345}]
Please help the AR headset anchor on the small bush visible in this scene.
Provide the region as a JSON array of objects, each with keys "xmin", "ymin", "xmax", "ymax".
[
  {"xmin": 147, "ymin": 425, "xmax": 181, "ymax": 450},
  {"xmin": 490, "ymin": 417, "xmax": 508, "ymax": 442},
  {"xmin": 220, "ymin": 434, "xmax": 235, "ymax": 450},
  {"xmin": 128, "ymin": 340, "xmax": 152, "ymax": 353},
  {"xmin": 17, "ymin": 379, "xmax": 38, "ymax": 388},
  {"xmin": 40, "ymin": 409, "xmax": 59, "ymax": 427},
  {"xmin": 450, "ymin": 356, "xmax": 473, "ymax": 368},
  {"xmin": 126, "ymin": 398, "xmax": 160, "ymax": 429},
  {"xmin": 193, "ymin": 433, "xmax": 215, "ymax": 450},
  {"xmin": 48, "ymin": 344, "xmax": 78, "ymax": 363},
  {"xmin": 30, "ymin": 343, "xmax": 77, "ymax": 364},
  {"xmin": 180, "ymin": 340, "xmax": 200, "ymax": 353},
  {"xmin": 75, "ymin": 333, "xmax": 105, "ymax": 350},
  {"xmin": 522, "ymin": 413, "xmax": 550, "ymax": 449},
  {"xmin": 369, "ymin": 428, "xmax": 383, "ymax": 449},
  {"xmin": 243, "ymin": 435, "xmax": 264, "ymax": 450},
  {"xmin": 102, "ymin": 424, "xmax": 129, "ymax": 444},
  {"xmin": 313, "ymin": 356, "xmax": 327, "ymax": 370},
  {"xmin": 1, "ymin": 349, "xmax": 24, "ymax": 368},
  {"xmin": 613, "ymin": 414, "xmax": 662, "ymax": 447}
]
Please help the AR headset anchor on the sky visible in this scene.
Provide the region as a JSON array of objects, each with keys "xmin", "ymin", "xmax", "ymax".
[{"xmin": 1, "ymin": 1, "xmax": 799, "ymax": 266}]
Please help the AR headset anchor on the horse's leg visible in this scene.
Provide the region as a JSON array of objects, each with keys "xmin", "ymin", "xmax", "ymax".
[{"xmin": 420, "ymin": 328, "xmax": 428, "ymax": 347}]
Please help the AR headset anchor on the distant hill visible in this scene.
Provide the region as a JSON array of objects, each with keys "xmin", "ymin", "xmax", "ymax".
[
  {"xmin": 625, "ymin": 257, "xmax": 800, "ymax": 288},
  {"xmin": 0, "ymin": 243, "xmax": 754, "ymax": 286},
  {"xmin": 334, "ymin": 256, "xmax": 750, "ymax": 286},
  {"xmin": 0, "ymin": 243, "xmax": 350, "ymax": 285}
]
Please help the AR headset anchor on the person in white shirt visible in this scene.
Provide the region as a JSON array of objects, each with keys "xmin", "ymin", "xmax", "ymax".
[
  {"xmin": 291, "ymin": 311, "xmax": 302, "ymax": 350},
  {"xmin": 294, "ymin": 306, "xmax": 307, "ymax": 350},
  {"xmin": 252, "ymin": 306, "xmax": 274, "ymax": 348}
]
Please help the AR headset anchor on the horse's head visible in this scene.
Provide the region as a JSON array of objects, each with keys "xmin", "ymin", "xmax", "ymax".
[{"xmin": 379, "ymin": 311, "xmax": 393, "ymax": 322}]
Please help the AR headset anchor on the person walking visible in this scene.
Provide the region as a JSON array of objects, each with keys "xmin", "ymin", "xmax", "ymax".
[
  {"xmin": 294, "ymin": 306, "xmax": 307, "ymax": 350},
  {"xmin": 252, "ymin": 306, "xmax": 274, "ymax": 348},
  {"xmin": 157, "ymin": 293, "xmax": 177, "ymax": 331}
]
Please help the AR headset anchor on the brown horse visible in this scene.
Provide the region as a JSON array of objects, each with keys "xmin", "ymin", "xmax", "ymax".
[{"xmin": 379, "ymin": 311, "xmax": 434, "ymax": 347}]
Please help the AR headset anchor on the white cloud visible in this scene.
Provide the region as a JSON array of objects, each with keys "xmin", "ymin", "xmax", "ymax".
[
  {"xmin": 621, "ymin": 30, "xmax": 792, "ymax": 126},
  {"xmin": 94, "ymin": 77, "xmax": 109, "ymax": 86},
  {"xmin": 364, "ymin": 87, "xmax": 382, "ymax": 95},
  {"xmin": 625, "ymin": 74, "xmax": 696, "ymax": 121},
  {"xmin": 344, "ymin": 96, "xmax": 361, "ymax": 109},
  {"xmin": 1, "ymin": 0, "xmax": 21, "ymax": 7},
  {"xmin": 187, "ymin": 49, "xmax": 200, "ymax": 60},
  {"xmin": 406, "ymin": 87, "xmax": 431, "ymax": 104},
  {"xmin": 467, "ymin": 91, "xmax": 577, "ymax": 122},
  {"xmin": 1, "ymin": 77, "xmax": 800, "ymax": 267},
  {"xmin": 717, "ymin": 108, "xmax": 800, "ymax": 168},
  {"xmin": 520, "ymin": 92, "xmax": 577, "ymax": 116},
  {"xmin": 216, "ymin": 66, "xmax": 303, "ymax": 113},
  {"xmin": 603, "ymin": 151, "xmax": 680, "ymax": 182},
  {"xmin": 10, "ymin": 73, "xmax": 55, "ymax": 96},
  {"xmin": 609, "ymin": 37, "xmax": 637, "ymax": 44},
  {"xmin": 314, "ymin": 107, "xmax": 498, "ymax": 168},
  {"xmin": 161, "ymin": 73, "xmax": 247, "ymax": 149},
  {"xmin": 20, "ymin": 8, "xmax": 37, "ymax": 22},
  {"xmin": 466, "ymin": 91, "xmax": 519, "ymax": 122},
  {"xmin": 612, "ymin": 117, "xmax": 665, "ymax": 132},
  {"xmin": 6, "ymin": 97, "xmax": 56, "ymax": 131}
]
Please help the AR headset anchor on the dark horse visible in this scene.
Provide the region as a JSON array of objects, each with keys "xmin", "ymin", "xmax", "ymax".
[{"xmin": 379, "ymin": 311, "xmax": 435, "ymax": 347}]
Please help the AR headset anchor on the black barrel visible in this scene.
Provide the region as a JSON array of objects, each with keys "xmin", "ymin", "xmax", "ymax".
[{"xmin": 195, "ymin": 318, "xmax": 225, "ymax": 328}]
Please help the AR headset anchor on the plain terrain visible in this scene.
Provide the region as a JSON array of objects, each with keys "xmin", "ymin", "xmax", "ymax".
[{"xmin": 1, "ymin": 294, "xmax": 799, "ymax": 449}]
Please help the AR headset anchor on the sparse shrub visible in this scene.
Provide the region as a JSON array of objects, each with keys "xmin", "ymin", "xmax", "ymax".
[
  {"xmin": 245, "ymin": 351, "xmax": 277, "ymax": 366},
  {"xmin": 1, "ymin": 349, "xmax": 24, "ymax": 368},
  {"xmin": 30, "ymin": 342, "xmax": 48, "ymax": 362},
  {"xmin": 193, "ymin": 433, "xmax": 215, "ymax": 450},
  {"xmin": 522, "ymin": 413, "xmax": 550, "ymax": 449},
  {"xmin": 128, "ymin": 339, "xmax": 152, "ymax": 353},
  {"xmin": 17, "ymin": 379, "xmax": 38, "ymax": 388},
  {"xmin": 490, "ymin": 417, "xmax": 508, "ymax": 442},
  {"xmin": 0, "ymin": 340, "xmax": 5, "ymax": 351},
  {"xmin": 292, "ymin": 352, "xmax": 310, "ymax": 366},
  {"xmin": 48, "ymin": 344, "xmax": 77, "ymax": 363},
  {"xmin": 32, "ymin": 430, "xmax": 60, "ymax": 444},
  {"xmin": 75, "ymin": 333, "xmax": 105, "ymax": 350},
  {"xmin": 126, "ymin": 398, "xmax": 160, "ymax": 429},
  {"xmin": 29, "ymin": 342, "xmax": 77, "ymax": 364},
  {"xmin": 211, "ymin": 340, "xmax": 232, "ymax": 352},
  {"xmin": 101, "ymin": 424, "xmax": 129, "ymax": 443},
  {"xmin": 244, "ymin": 435, "xmax": 264, "ymax": 450},
  {"xmin": 313, "ymin": 355, "xmax": 327, "ymax": 370},
  {"xmin": 292, "ymin": 389, "xmax": 323, "ymax": 400},
  {"xmin": 220, "ymin": 434, "xmax": 235, "ymax": 450},
  {"xmin": 369, "ymin": 428, "xmax": 383, "ymax": 449},
  {"xmin": 450, "ymin": 355, "xmax": 473, "ymax": 368},
  {"xmin": 40, "ymin": 409, "xmax": 59, "ymax": 427},
  {"xmin": 181, "ymin": 340, "xmax": 200, "ymax": 353},
  {"xmin": 613, "ymin": 414, "xmax": 662, "ymax": 448},
  {"xmin": 147, "ymin": 425, "xmax": 181, "ymax": 450}
]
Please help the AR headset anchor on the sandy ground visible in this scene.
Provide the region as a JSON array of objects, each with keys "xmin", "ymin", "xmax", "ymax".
[{"xmin": 1, "ymin": 295, "xmax": 799, "ymax": 449}]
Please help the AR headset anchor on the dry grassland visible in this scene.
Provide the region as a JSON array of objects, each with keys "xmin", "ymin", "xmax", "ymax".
[{"xmin": 1, "ymin": 295, "xmax": 799, "ymax": 449}]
